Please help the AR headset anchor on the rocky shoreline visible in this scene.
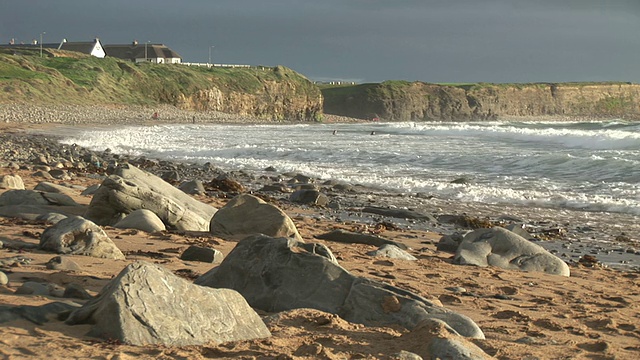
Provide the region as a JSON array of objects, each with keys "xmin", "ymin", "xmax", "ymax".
[{"xmin": 1, "ymin": 110, "xmax": 640, "ymax": 359}]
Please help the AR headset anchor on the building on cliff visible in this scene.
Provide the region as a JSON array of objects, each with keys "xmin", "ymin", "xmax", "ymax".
[
  {"xmin": 0, "ymin": 38, "xmax": 106, "ymax": 58},
  {"xmin": 103, "ymin": 41, "xmax": 182, "ymax": 64}
]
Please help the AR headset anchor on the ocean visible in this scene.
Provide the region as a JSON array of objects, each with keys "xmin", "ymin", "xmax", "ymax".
[{"xmin": 60, "ymin": 120, "xmax": 640, "ymax": 216}]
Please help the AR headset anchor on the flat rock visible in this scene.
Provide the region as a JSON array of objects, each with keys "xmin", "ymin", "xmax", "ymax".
[
  {"xmin": 362, "ymin": 206, "xmax": 436, "ymax": 221},
  {"xmin": 0, "ymin": 302, "xmax": 79, "ymax": 325},
  {"xmin": 40, "ymin": 216, "xmax": 125, "ymax": 260},
  {"xmin": 210, "ymin": 194, "xmax": 302, "ymax": 241},
  {"xmin": 0, "ymin": 189, "xmax": 78, "ymax": 207},
  {"xmin": 45, "ymin": 256, "xmax": 82, "ymax": 271},
  {"xmin": 454, "ymin": 227, "xmax": 570, "ymax": 277},
  {"xmin": 66, "ymin": 261, "xmax": 271, "ymax": 346},
  {"xmin": 315, "ymin": 229, "xmax": 408, "ymax": 250},
  {"xmin": 367, "ymin": 244, "xmax": 417, "ymax": 260},
  {"xmin": 196, "ymin": 234, "xmax": 483, "ymax": 339},
  {"xmin": 34, "ymin": 181, "xmax": 75, "ymax": 195}
]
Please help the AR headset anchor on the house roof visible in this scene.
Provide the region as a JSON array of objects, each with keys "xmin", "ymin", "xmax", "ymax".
[
  {"xmin": 59, "ymin": 42, "xmax": 96, "ymax": 53},
  {"xmin": 103, "ymin": 44, "xmax": 182, "ymax": 60}
]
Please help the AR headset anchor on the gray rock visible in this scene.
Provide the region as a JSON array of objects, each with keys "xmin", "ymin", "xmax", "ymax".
[
  {"xmin": 49, "ymin": 169, "xmax": 70, "ymax": 180},
  {"xmin": 315, "ymin": 229, "xmax": 408, "ymax": 250},
  {"xmin": 210, "ymin": 194, "xmax": 302, "ymax": 241},
  {"xmin": 40, "ymin": 216, "xmax": 125, "ymax": 260},
  {"xmin": 84, "ymin": 164, "xmax": 217, "ymax": 231},
  {"xmin": 45, "ymin": 256, "xmax": 82, "ymax": 271},
  {"xmin": 437, "ymin": 232, "xmax": 465, "ymax": 253},
  {"xmin": 32, "ymin": 170, "xmax": 54, "ymax": 180},
  {"xmin": 0, "ymin": 174, "xmax": 25, "ymax": 190},
  {"xmin": 400, "ymin": 319, "xmax": 492, "ymax": 360},
  {"xmin": 390, "ymin": 351, "xmax": 423, "ymax": 360},
  {"xmin": 15, "ymin": 281, "xmax": 64, "ymax": 296},
  {"xmin": 178, "ymin": 179, "xmax": 206, "ymax": 195},
  {"xmin": 0, "ymin": 271, "xmax": 8, "ymax": 286},
  {"xmin": 66, "ymin": 261, "xmax": 271, "ymax": 346},
  {"xmin": 63, "ymin": 283, "xmax": 93, "ymax": 300},
  {"xmin": 195, "ymin": 234, "xmax": 484, "ymax": 339},
  {"xmin": 36, "ymin": 212, "xmax": 68, "ymax": 224},
  {"xmin": 505, "ymin": 223, "xmax": 535, "ymax": 241},
  {"xmin": 0, "ymin": 189, "xmax": 78, "ymax": 207},
  {"xmin": 34, "ymin": 181, "xmax": 74, "ymax": 194},
  {"xmin": 290, "ymin": 189, "xmax": 329, "ymax": 206},
  {"xmin": 454, "ymin": 227, "xmax": 570, "ymax": 277},
  {"xmin": 180, "ymin": 245, "xmax": 224, "ymax": 263},
  {"xmin": 0, "ymin": 302, "xmax": 79, "ymax": 325},
  {"xmin": 0, "ymin": 204, "xmax": 85, "ymax": 221},
  {"xmin": 80, "ymin": 184, "xmax": 101, "ymax": 196},
  {"xmin": 367, "ymin": 244, "xmax": 417, "ymax": 260},
  {"xmin": 114, "ymin": 209, "xmax": 167, "ymax": 233}
]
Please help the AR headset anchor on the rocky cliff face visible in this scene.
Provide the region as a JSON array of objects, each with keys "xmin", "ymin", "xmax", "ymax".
[
  {"xmin": 179, "ymin": 80, "xmax": 322, "ymax": 121},
  {"xmin": 322, "ymin": 82, "xmax": 640, "ymax": 121}
]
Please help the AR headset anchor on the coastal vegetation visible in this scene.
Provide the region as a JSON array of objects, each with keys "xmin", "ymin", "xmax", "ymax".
[{"xmin": 0, "ymin": 48, "xmax": 322, "ymax": 121}]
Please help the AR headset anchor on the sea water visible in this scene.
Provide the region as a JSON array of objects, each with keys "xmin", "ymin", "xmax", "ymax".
[{"xmin": 60, "ymin": 120, "xmax": 640, "ymax": 216}]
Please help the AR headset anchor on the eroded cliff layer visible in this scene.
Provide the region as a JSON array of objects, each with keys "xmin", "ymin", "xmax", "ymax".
[{"xmin": 322, "ymin": 81, "xmax": 640, "ymax": 121}]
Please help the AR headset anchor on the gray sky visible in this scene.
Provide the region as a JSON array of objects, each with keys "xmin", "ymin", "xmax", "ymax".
[{"xmin": 2, "ymin": 0, "xmax": 639, "ymax": 83}]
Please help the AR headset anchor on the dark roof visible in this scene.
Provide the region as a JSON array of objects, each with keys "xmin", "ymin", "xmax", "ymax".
[
  {"xmin": 103, "ymin": 44, "xmax": 181, "ymax": 60},
  {"xmin": 59, "ymin": 42, "xmax": 96, "ymax": 54}
]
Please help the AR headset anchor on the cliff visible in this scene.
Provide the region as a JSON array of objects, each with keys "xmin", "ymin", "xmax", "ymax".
[
  {"xmin": 322, "ymin": 81, "xmax": 640, "ymax": 121},
  {"xmin": 0, "ymin": 49, "xmax": 322, "ymax": 121}
]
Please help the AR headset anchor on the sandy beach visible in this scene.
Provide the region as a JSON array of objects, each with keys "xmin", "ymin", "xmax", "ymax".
[{"xmin": 0, "ymin": 106, "xmax": 639, "ymax": 359}]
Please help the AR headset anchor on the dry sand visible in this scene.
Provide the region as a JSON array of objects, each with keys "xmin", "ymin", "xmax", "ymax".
[{"xmin": 0, "ymin": 118, "xmax": 639, "ymax": 360}]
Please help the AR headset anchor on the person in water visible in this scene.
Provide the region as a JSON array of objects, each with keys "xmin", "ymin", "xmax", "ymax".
[
  {"xmin": 370, "ymin": 131, "xmax": 376, "ymax": 135},
  {"xmin": 333, "ymin": 130, "xmax": 338, "ymax": 135}
]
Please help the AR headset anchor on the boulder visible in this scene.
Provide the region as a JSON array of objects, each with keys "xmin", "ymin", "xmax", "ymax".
[
  {"xmin": 196, "ymin": 234, "xmax": 484, "ymax": 339},
  {"xmin": 66, "ymin": 261, "xmax": 271, "ymax": 346},
  {"xmin": 315, "ymin": 229, "xmax": 408, "ymax": 250},
  {"xmin": 367, "ymin": 244, "xmax": 417, "ymax": 260},
  {"xmin": 178, "ymin": 179, "xmax": 206, "ymax": 195},
  {"xmin": 210, "ymin": 194, "xmax": 302, "ymax": 241},
  {"xmin": 437, "ymin": 232, "xmax": 465, "ymax": 253},
  {"xmin": 80, "ymin": 184, "xmax": 101, "ymax": 196},
  {"xmin": 114, "ymin": 209, "xmax": 166, "ymax": 233},
  {"xmin": 84, "ymin": 164, "xmax": 217, "ymax": 231},
  {"xmin": 290, "ymin": 189, "xmax": 329, "ymax": 206},
  {"xmin": 454, "ymin": 227, "xmax": 570, "ymax": 277},
  {"xmin": 40, "ymin": 216, "xmax": 125, "ymax": 260},
  {"xmin": 180, "ymin": 245, "xmax": 224, "ymax": 263},
  {"xmin": 0, "ymin": 174, "xmax": 25, "ymax": 190}
]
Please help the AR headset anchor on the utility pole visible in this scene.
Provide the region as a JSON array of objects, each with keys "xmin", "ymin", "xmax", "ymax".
[
  {"xmin": 209, "ymin": 45, "xmax": 214, "ymax": 66},
  {"xmin": 39, "ymin": 31, "xmax": 46, "ymax": 58}
]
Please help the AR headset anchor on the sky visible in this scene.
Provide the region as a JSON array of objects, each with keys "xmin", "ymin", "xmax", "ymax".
[{"xmin": 2, "ymin": 0, "xmax": 639, "ymax": 84}]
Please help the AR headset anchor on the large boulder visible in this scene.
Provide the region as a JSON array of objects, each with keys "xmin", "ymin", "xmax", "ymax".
[
  {"xmin": 454, "ymin": 227, "xmax": 570, "ymax": 277},
  {"xmin": 0, "ymin": 174, "xmax": 25, "ymax": 190},
  {"xmin": 84, "ymin": 164, "xmax": 217, "ymax": 231},
  {"xmin": 114, "ymin": 209, "xmax": 166, "ymax": 233},
  {"xmin": 209, "ymin": 194, "xmax": 302, "ymax": 241},
  {"xmin": 196, "ymin": 234, "xmax": 484, "ymax": 339},
  {"xmin": 66, "ymin": 261, "xmax": 271, "ymax": 346},
  {"xmin": 40, "ymin": 216, "xmax": 125, "ymax": 260}
]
